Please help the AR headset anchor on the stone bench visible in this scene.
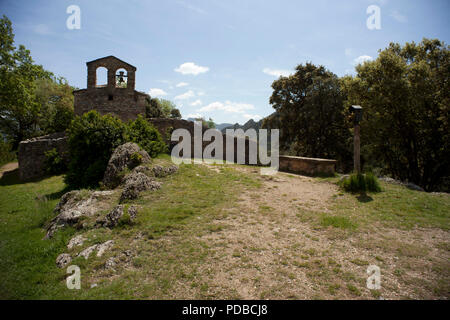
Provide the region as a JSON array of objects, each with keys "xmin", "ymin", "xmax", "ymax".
[{"xmin": 279, "ymin": 155, "xmax": 336, "ymax": 176}]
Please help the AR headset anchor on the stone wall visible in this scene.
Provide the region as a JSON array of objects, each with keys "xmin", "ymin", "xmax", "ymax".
[
  {"xmin": 148, "ymin": 118, "xmax": 251, "ymax": 164},
  {"xmin": 279, "ymin": 155, "xmax": 336, "ymax": 176},
  {"xmin": 18, "ymin": 132, "xmax": 69, "ymax": 181},
  {"xmin": 73, "ymin": 88, "xmax": 147, "ymax": 122},
  {"xmin": 73, "ymin": 56, "xmax": 147, "ymax": 122}
]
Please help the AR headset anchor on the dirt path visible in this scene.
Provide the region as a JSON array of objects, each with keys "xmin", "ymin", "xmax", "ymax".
[
  {"xmin": 189, "ymin": 165, "xmax": 449, "ymax": 299},
  {"xmin": 0, "ymin": 162, "xmax": 18, "ymax": 179}
]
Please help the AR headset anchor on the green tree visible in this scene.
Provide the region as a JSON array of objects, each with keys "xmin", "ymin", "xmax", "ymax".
[
  {"xmin": 35, "ymin": 77, "xmax": 75, "ymax": 134},
  {"xmin": 341, "ymin": 39, "xmax": 449, "ymax": 191},
  {"xmin": 65, "ymin": 111, "xmax": 128, "ymax": 188},
  {"xmin": 127, "ymin": 115, "xmax": 167, "ymax": 157},
  {"xmin": 0, "ymin": 15, "xmax": 52, "ymax": 148},
  {"xmin": 265, "ymin": 63, "xmax": 352, "ymax": 168},
  {"xmin": 145, "ymin": 97, "xmax": 182, "ymax": 119}
]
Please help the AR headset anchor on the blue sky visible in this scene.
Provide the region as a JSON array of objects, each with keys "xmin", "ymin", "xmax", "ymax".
[{"xmin": 1, "ymin": 0, "xmax": 449, "ymax": 124}]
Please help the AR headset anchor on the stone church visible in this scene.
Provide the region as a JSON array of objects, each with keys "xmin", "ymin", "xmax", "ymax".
[{"xmin": 73, "ymin": 56, "xmax": 149, "ymax": 121}]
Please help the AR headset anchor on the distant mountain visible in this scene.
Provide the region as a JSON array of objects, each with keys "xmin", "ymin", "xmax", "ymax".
[
  {"xmin": 221, "ymin": 119, "xmax": 263, "ymax": 133},
  {"xmin": 186, "ymin": 118, "xmax": 233, "ymax": 131},
  {"xmin": 215, "ymin": 123, "xmax": 234, "ymax": 131}
]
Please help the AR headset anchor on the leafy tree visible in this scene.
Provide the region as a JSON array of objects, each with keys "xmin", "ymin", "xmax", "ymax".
[
  {"xmin": 0, "ymin": 15, "xmax": 53, "ymax": 148},
  {"xmin": 342, "ymin": 39, "xmax": 449, "ymax": 191},
  {"xmin": 127, "ymin": 115, "xmax": 167, "ymax": 157},
  {"xmin": 265, "ymin": 63, "xmax": 352, "ymax": 169},
  {"xmin": 145, "ymin": 97, "xmax": 181, "ymax": 119},
  {"xmin": 65, "ymin": 111, "xmax": 128, "ymax": 188},
  {"xmin": 145, "ymin": 97, "xmax": 163, "ymax": 118},
  {"xmin": 35, "ymin": 77, "xmax": 75, "ymax": 134}
]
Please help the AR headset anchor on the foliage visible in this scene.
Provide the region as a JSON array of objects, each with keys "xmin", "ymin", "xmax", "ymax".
[
  {"xmin": 0, "ymin": 15, "xmax": 53, "ymax": 148},
  {"xmin": 0, "ymin": 139, "xmax": 15, "ymax": 166},
  {"xmin": 341, "ymin": 39, "xmax": 449, "ymax": 191},
  {"xmin": 127, "ymin": 115, "xmax": 168, "ymax": 158},
  {"xmin": 0, "ymin": 15, "xmax": 75, "ymax": 149},
  {"xmin": 44, "ymin": 148, "xmax": 67, "ymax": 175},
  {"xmin": 64, "ymin": 111, "xmax": 128, "ymax": 188},
  {"xmin": 340, "ymin": 173, "xmax": 381, "ymax": 193},
  {"xmin": 264, "ymin": 63, "xmax": 352, "ymax": 170},
  {"xmin": 145, "ymin": 97, "xmax": 182, "ymax": 119},
  {"xmin": 65, "ymin": 112, "xmax": 168, "ymax": 188},
  {"xmin": 35, "ymin": 77, "xmax": 75, "ymax": 134}
]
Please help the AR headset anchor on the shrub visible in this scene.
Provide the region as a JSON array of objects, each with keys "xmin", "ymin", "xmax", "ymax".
[
  {"xmin": 44, "ymin": 148, "xmax": 67, "ymax": 175},
  {"xmin": 0, "ymin": 140, "xmax": 16, "ymax": 166},
  {"xmin": 341, "ymin": 173, "xmax": 381, "ymax": 193},
  {"xmin": 65, "ymin": 111, "xmax": 128, "ymax": 188},
  {"xmin": 127, "ymin": 115, "xmax": 167, "ymax": 158}
]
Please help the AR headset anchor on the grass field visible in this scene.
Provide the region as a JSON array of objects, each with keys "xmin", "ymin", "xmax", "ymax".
[{"xmin": 0, "ymin": 157, "xmax": 449, "ymax": 299}]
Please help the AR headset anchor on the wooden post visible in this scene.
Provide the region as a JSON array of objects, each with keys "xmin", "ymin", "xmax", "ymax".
[{"xmin": 354, "ymin": 124, "xmax": 361, "ymax": 173}]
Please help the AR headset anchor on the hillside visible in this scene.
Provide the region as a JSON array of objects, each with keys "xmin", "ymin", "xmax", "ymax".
[{"xmin": 0, "ymin": 159, "xmax": 448, "ymax": 299}]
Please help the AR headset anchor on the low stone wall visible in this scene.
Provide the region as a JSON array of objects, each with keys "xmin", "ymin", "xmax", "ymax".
[
  {"xmin": 148, "ymin": 118, "xmax": 252, "ymax": 164},
  {"xmin": 18, "ymin": 132, "xmax": 69, "ymax": 181},
  {"xmin": 279, "ymin": 155, "xmax": 336, "ymax": 176}
]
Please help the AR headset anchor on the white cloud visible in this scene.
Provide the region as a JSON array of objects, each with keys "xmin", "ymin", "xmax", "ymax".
[
  {"xmin": 175, "ymin": 62, "xmax": 209, "ymax": 75},
  {"xmin": 353, "ymin": 55, "xmax": 373, "ymax": 66},
  {"xmin": 174, "ymin": 90, "xmax": 195, "ymax": 100},
  {"xmin": 176, "ymin": 82, "xmax": 189, "ymax": 87},
  {"xmin": 34, "ymin": 24, "xmax": 52, "ymax": 35},
  {"xmin": 263, "ymin": 68, "xmax": 292, "ymax": 77},
  {"xmin": 390, "ymin": 10, "xmax": 407, "ymax": 23},
  {"xmin": 197, "ymin": 91, "xmax": 206, "ymax": 96},
  {"xmin": 243, "ymin": 114, "xmax": 262, "ymax": 120},
  {"xmin": 198, "ymin": 101, "xmax": 255, "ymax": 114},
  {"xmin": 149, "ymin": 88, "xmax": 167, "ymax": 97},
  {"xmin": 190, "ymin": 99, "xmax": 202, "ymax": 107},
  {"xmin": 185, "ymin": 113, "xmax": 203, "ymax": 119}
]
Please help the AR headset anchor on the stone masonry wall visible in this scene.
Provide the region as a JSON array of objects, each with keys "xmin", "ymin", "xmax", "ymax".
[
  {"xmin": 18, "ymin": 132, "xmax": 69, "ymax": 181},
  {"xmin": 279, "ymin": 155, "xmax": 336, "ymax": 176}
]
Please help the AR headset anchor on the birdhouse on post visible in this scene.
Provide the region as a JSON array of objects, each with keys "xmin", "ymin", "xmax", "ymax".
[{"xmin": 349, "ymin": 105, "xmax": 363, "ymax": 173}]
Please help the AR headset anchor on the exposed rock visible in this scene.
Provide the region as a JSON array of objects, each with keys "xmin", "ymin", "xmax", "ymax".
[
  {"xmin": 78, "ymin": 245, "xmax": 98, "ymax": 260},
  {"xmin": 132, "ymin": 165, "xmax": 151, "ymax": 175},
  {"xmin": 120, "ymin": 172, "xmax": 161, "ymax": 202},
  {"xmin": 405, "ymin": 182, "xmax": 425, "ymax": 192},
  {"xmin": 379, "ymin": 176, "xmax": 425, "ymax": 192},
  {"xmin": 97, "ymin": 205, "xmax": 139, "ymax": 228},
  {"xmin": 96, "ymin": 240, "xmax": 114, "ymax": 257},
  {"xmin": 45, "ymin": 190, "xmax": 114, "ymax": 239},
  {"xmin": 104, "ymin": 257, "xmax": 116, "ymax": 270},
  {"xmin": 56, "ymin": 253, "xmax": 72, "ymax": 268},
  {"xmin": 128, "ymin": 205, "xmax": 138, "ymax": 221},
  {"xmin": 103, "ymin": 205, "xmax": 125, "ymax": 227},
  {"xmin": 67, "ymin": 235, "xmax": 85, "ymax": 249},
  {"xmin": 102, "ymin": 143, "xmax": 151, "ymax": 189},
  {"xmin": 151, "ymin": 164, "xmax": 178, "ymax": 177}
]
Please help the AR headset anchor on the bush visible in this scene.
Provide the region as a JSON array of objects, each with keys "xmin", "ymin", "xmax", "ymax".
[
  {"xmin": 127, "ymin": 115, "xmax": 167, "ymax": 158},
  {"xmin": 65, "ymin": 112, "xmax": 168, "ymax": 189},
  {"xmin": 65, "ymin": 111, "xmax": 128, "ymax": 188},
  {"xmin": 44, "ymin": 148, "xmax": 67, "ymax": 175},
  {"xmin": 341, "ymin": 173, "xmax": 381, "ymax": 193},
  {"xmin": 0, "ymin": 140, "xmax": 16, "ymax": 166}
]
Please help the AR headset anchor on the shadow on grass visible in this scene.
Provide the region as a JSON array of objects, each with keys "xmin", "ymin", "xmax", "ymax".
[
  {"xmin": 356, "ymin": 193, "xmax": 373, "ymax": 203},
  {"xmin": 0, "ymin": 168, "xmax": 55, "ymax": 186}
]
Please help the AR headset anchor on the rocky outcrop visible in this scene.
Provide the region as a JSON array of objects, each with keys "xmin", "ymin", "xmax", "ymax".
[
  {"xmin": 151, "ymin": 164, "xmax": 178, "ymax": 177},
  {"xmin": 120, "ymin": 172, "xmax": 161, "ymax": 202},
  {"xmin": 97, "ymin": 204, "xmax": 139, "ymax": 228},
  {"xmin": 56, "ymin": 253, "xmax": 72, "ymax": 268},
  {"xmin": 45, "ymin": 190, "xmax": 114, "ymax": 239},
  {"xmin": 102, "ymin": 142, "xmax": 151, "ymax": 189},
  {"xmin": 77, "ymin": 240, "xmax": 114, "ymax": 260},
  {"xmin": 67, "ymin": 235, "xmax": 85, "ymax": 249}
]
